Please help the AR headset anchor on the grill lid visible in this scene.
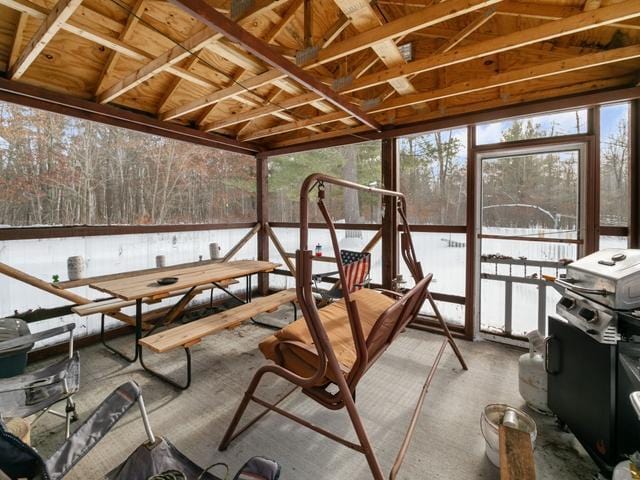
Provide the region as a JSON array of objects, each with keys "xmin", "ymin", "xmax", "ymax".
[{"xmin": 564, "ymin": 249, "xmax": 640, "ymax": 310}]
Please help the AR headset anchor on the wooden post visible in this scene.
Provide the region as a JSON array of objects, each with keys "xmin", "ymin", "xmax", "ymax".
[
  {"xmin": 381, "ymin": 138, "xmax": 398, "ymax": 290},
  {"xmin": 257, "ymin": 153, "xmax": 270, "ymax": 295},
  {"xmin": 465, "ymin": 125, "xmax": 477, "ymax": 340},
  {"xmin": 584, "ymin": 106, "xmax": 600, "ymax": 256},
  {"xmin": 630, "ymin": 99, "xmax": 640, "ymax": 248}
]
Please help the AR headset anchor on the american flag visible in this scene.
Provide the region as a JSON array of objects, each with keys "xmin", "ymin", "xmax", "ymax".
[{"xmin": 340, "ymin": 250, "xmax": 371, "ymax": 293}]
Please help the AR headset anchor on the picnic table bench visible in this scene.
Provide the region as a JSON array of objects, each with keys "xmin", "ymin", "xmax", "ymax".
[
  {"xmin": 81, "ymin": 259, "xmax": 284, "ymax": 389},
  {"xmin": 139, "ymin": 289, "xmax": 298, "ymax": 353}
]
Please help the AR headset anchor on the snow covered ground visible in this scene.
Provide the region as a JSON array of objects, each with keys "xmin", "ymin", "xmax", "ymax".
[{"xmin": 0, "ymin": 227, "xmax": 628, "ymax": 345}]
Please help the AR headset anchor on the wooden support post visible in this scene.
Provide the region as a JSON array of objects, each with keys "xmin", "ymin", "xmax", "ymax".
[
  {"xmin": 381, "ymin": 138, "xmax": 398, "ymax": 290},
  {"xmin": 630, "ymin": 99, "xmax": 640, "ymax": 248},
  {"xmin": 584, "ymin": 107, "xmax": 600, "ymax": 256},
  {"xmin": 257, "ymin": 154, "xmax": 270, "ymax": 295},
  {"xmin": 465, "ymin": 125, "xmax": 477, "ymax": 340}
]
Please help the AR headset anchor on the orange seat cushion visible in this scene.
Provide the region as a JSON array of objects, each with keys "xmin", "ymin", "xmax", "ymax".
[{"xmin": 259, "ymin": 289, "xmax": 395, "ymax": 383}]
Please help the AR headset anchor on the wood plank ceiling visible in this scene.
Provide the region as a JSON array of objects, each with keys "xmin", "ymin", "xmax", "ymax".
[{"xmin": 0, "ymin": 0, "xmax": 639, "ymax": 152}]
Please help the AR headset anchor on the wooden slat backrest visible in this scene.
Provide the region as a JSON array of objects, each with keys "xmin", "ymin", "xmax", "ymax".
[{"xmin": 364, "ymin": 274, "xmax": 432, "ymax": 365}]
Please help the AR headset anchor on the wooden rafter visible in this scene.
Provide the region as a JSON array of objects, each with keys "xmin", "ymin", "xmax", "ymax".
[
  {"xmin": 97, "ymin": 27, "xmax": 215, "ymax": 104},
  {"xmin": 169, "ymin": 0, "xmax": 382, "ymax": 131},
  {"xmin": 156, "ymin": 55, "xmax": 200, "ymax": 113},
  {"xmin": 9, "ymin": 0, "xmax": 83, "ymax": 79},
  {"xmin": 433, "ymin": 7, "xmax": 496, "ymax": 54},
  {"xmin": 244, "ymin": 44, "xmax": 640, "ymax": 141},
  {"xmin": 161, "ymin": 0, "xmax": 500, "ymax": 122},
  {"xmin": 94, "ymin": 0, "xmax": 146, "ymax": 96},
  {"xmin": 334, "ymin": 0, "xmax": 417, "ymax": 95},
  {"xmin": 8, "ymin": 13, "xmax": 28, "ymax": 70},
  {"xmin": 344, "ymin": 0, "xmax": 640, "ymax": 94},
  {"xmin": 201, "ymin": 0, "xmax": 640, "ymax": 135},
  {"xmin": 96, "ymin": 0, "xmax": 286, "ymax": 105}
]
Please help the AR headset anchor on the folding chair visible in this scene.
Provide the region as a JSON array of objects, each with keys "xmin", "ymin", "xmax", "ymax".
[
  {"xmin": 0, "ymin": 323, "xmax": 78, "ymax": 439},
  {"xmin": 313, "ymin": 250, "xmax": 371, "ymax": 303},
  {"xmin": 219, "ymin": 174, "xmax": 468, "ymax": 480},
  {"xmin": 0, "ymin": 380, "xmax": 281, "ymax": 480}
]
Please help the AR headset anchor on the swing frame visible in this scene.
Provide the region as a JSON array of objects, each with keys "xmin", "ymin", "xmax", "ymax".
[{"xmin": 219, "ymin": 173, "xmax": 468, "ymax": 479}]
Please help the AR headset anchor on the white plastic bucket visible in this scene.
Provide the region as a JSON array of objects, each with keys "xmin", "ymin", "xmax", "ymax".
[
  {"xmin": 67, "ymin": 256, "xmax": 85, "ymax": 281},
  {"xmin": 480, "ymin": 404, "xmax": 537, "ymax": 468}
]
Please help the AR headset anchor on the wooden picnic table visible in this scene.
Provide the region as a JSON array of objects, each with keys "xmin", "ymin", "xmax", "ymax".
[{"xmin": 83, "ymin": 259, "xmax": 279, "ymax": 389}]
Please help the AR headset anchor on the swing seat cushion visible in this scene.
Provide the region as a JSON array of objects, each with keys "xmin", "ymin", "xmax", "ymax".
[{"xmin": 259, "ymin": 289, "xmax": 395, "ymax": 383}]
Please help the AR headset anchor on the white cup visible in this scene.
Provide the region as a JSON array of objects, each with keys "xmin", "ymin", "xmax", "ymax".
[
  {"xmin": 67, "ymin": 256, "xmax": 85, "ymax": 281},
  {"xmin": 155, "ymin": 255, "xmax": 166, "ymax": 268},
  {"xmin": 209, "ymin": 243, "xmax": 221, "ymax": 260}
]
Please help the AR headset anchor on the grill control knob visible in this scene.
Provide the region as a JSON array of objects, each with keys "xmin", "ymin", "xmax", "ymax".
[
  {"xmin": 611, "ymin": 253, "xmax": 627, "ymax": 262},
  {"xmin": 579, "ymin": 308, "xmax": 597, "ymax": 323}
]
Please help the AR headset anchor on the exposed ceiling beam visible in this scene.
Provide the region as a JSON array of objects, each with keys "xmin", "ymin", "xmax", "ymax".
[
  {"xmin": 96, "ymin": 0, "xmax": 286, "ymax": 104},
  {"xmin": 334, "ymin": 0, "xmax": 417, "ymax": 95},
  {"xmin": 267, "ymin": 78, "xmax": 640, "ymax": 149},
  {"xmin": 10, "ymin": 0, "xmax": 83, "ymax": 79},
  {"xmin": 162, "ymin": 69, "xmax": 286, "ymax": 121},
  {"xmin": 8, "ymin": 13, "xmax": 28, "ymax": 70},
  {"xmin": 193, "ymin": 0, "xmax": 640, "ymax": 132},
  {"xmin": 0, "ymin": 76, "xmax": 259, "ymax": 154},
  {"xmin": 169, "ymin": 0, "xmax": 382, "ymax": 131},
  {"xmin": 161, "ymin": 0, "xmax": 500, "ymax": 122},
  {"xmin": 434, "ymin": 7, "xmax": 496, "ymax": 54},
  {"xmin": 246, "ymin": 44, "xmax": 640, "ymax": 141},
  {"xmin": 203, "ymin": 92, "xmax": 320, "ymax": 131},
  {"xmin": 94, "ymin": 0, "xmax": 146, "ymax": 96},
  {"xmin": 345, "ymin": 0, "xmax": 640, "ymax": 93},
  {"xmin": 97, "ymin": 27, "xmax": 215, "ymax": 104},
  {"xmin": 0, "ymin": 0, "xmax": 232, "ymax": 94},
  {"xmin": 370, "ymin": 44, "xmax": 640, "ymax": 113},
  {"xmin": 311, "ymin": 0, "xmax": 503, "ymax": 66},
  {"xmin": 241, "ymin": 111, "xmax": 347, "ymax": 141}
]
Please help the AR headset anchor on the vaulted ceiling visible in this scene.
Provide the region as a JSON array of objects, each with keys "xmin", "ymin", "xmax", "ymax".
[{"xmin": 0, "ymin": 0, "xmax": 639, "ymax": 152}]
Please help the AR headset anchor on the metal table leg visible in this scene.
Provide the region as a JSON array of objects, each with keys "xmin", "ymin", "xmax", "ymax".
[
  {"xmin": 100, "ymin": 299, "xmax": 142, "ymax": 363},
  {"xmin": 139, "ymin": 344, "xmax": 192, "ymax": 390}
]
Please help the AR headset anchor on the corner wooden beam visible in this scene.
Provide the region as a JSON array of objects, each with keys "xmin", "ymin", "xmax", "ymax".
[
  {"xmin": 222, "ymin": 223, "xmax": 261, "ymax": 262},
  {"xmin": 434, "ymin": 7, "xmax": 496, "ymax": 54},
  {"xmin": 265, "ymin": 223, "xmax": 296, "ymax": 275},
  {"xmin": 158, "ymin": 0, "xmax": 501, "ymax": 122},
  {"xmin": 346, "ymin": 0, "xmax": 640, "ymax": 94},
  {"xmin": 8, "ymin": 12, "xmax": 28, "ymax": 70},
  {"xmin": 94, "ymin": 0, "xmax": 146, "ymax": 96},
  {"xmin": 97, "ymin": 27, "xmax": 215, "ymax": 104},
  {"xmin": 10, "ymin": 0, "xmax": 83, "ymax": 79},
  {"xmin": 169, "ymin": 0, "xmax": 382, "ymax": 131}
]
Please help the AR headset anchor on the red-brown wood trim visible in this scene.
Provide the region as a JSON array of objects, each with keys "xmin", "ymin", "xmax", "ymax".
[
  {"xmin": 256, "ymin": 155, "xmax": 270, "ymax": 295},
  {"xmin": 381, "ymin": 137, "xmax": 399, "ymax": 289},
  {"xmin": 0, "ymin": 77, "xmax": 259, "ymax": 155},
  {"xmin": 269, "ymin": 222, "xmax": 382, "ymax": 231},
  {"xmin": 584, "ymin": 108, "xmax": 599, "ymax": 255},
  {"xmin": 464, "ymin": 125, "xmax": 476, "ymax": 340},
  {"xmin": 630, "ymin": 99, "xmax": 640, "ymax": 248},
  {"xmin": 0, "ymin": 223, "xmax": 258, "ymax": 241},
  {"xmin": 600, "ymin": 226, "xmax": 629, "ymax": 237}
]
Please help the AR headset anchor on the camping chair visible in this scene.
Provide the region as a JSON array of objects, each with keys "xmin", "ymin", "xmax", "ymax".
[
  {"xmin": 0, "ymin": 380, "xmax": 281, "ymax": 480},
  {"xmin": 0, "ymin": 323, "xmax": 79, "ymax": 439},
  {"xmin": 313, "ymin": 250, "xmax": 371, "ymax": 303},
  {"xmin": 219, "ymin": 174, "xmax": 468, "ymax": 480}
]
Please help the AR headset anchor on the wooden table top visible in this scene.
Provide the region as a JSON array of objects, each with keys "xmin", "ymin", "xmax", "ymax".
[{"xmin": 89, "ymin": 260, "xmax": 279, "ymax": 301}]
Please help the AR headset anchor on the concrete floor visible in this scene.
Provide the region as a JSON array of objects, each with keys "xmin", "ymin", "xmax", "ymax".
[{"xmin": 30, "ymin": 306, "xmax": 599, "ymax": 479}]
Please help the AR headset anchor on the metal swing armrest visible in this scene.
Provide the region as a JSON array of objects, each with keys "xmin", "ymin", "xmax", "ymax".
[
  {"xmin": 0, "ymin": 323, "xmax": 75, "ymax": 355},
  {"xmin": 373, "ymin": 288, "xmax": 404, "ymax": 299}
]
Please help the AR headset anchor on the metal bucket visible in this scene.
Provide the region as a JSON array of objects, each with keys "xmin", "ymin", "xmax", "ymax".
[{"xmin": 480, "ymin": 404, "xmax": 537, "ymax": 467}]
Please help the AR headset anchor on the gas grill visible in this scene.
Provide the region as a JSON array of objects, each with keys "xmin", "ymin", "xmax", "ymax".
[
  {"xmin": 555, "ymin": 249, "xmax": 640, "ymax": 344},
  {"xmin": 547, "ymin": 249, "xmax": 640, "ymax": 475}
]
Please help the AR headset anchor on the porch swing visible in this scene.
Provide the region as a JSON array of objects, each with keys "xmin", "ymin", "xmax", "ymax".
[{"xmin": 219, "ymin": 173, "xmax": 468, "ymax": 479}]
